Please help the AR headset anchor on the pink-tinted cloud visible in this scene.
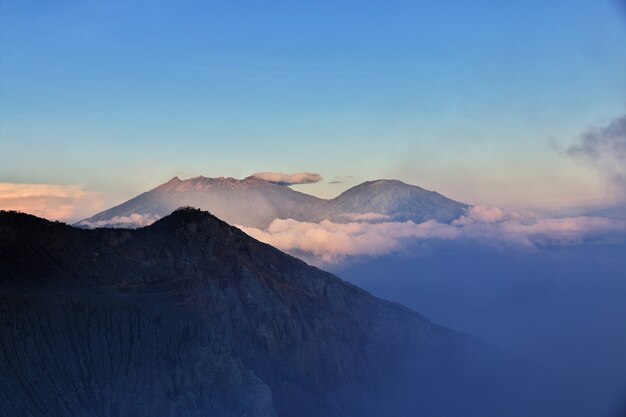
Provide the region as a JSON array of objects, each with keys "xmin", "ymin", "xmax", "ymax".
[
  {"xmin": 454, "ymin": 213, "xmax": 623, "ymax": 248},
  {"xmin": 0, "ymin": 183, "xmax": 104, "ymax": 222},
  {"xmin": 240, "ymin": 219, "xmax": 458, "ymax": 263},
  {"xmin": 454, "ymin": 205, "xmax": 526, "ymax": 224},
  {"xmin": 251, "ymin": 172, "xmax": 323, "ymax": 186},
  {"xmin": 239, "ymin": 207, "xmax": 626, "ymax": 263}
]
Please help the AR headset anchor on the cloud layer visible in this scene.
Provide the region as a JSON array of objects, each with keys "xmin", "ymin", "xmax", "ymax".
[
  {"xmin": 241, "ymin": 218, "xmax": 457, "ymax": 262},
  {"xmin": 0, "ymin": 183, "xmax": 103, "ymax": 222},
  {"xmin": 251, "ymin": 172, "xmax": 323, "ymax": 186},
  {"xmin": 240, "ymin": 206, "xmax": 626, "ymax": 263},
  {"xmin": 337, "ymin": 212, "xmax": 391, "ymax": 222},
  {"xmin": 77, "ymin": 213, "xmax": 161, "ymax": 229}
]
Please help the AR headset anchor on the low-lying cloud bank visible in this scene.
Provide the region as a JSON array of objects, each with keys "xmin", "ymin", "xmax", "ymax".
[
  {"xmin": 337, "ymin": 212, "xmax": 391, "ymax": 222},
  {"xmin": 240, "ymin": 206, "xmax": 626, "ymax": 263},
  {"xmin": 251, "ymin": 172, "xmax": 323, "ymax": 186},
  {"xmin": 0, "ymin": 183, "xmax": 103, "ymax": 222},
  {"xmin": 77, "ymin": 213, "xmax": 161, "ymax": 229}
]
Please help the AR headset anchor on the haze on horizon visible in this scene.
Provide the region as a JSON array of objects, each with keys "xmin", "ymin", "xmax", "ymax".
[{"xmin": 2, "ymin": 0, "xmax": 626, "ymax": 222}]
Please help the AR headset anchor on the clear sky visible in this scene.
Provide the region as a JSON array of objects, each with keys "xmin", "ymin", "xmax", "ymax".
[{"xmin": 1, "ymin": 0, "xmax": 626, "ymax": 220}]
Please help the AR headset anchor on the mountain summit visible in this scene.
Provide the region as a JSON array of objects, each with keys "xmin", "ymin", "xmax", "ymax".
[
  {"xmin": 0, "ymin": 208, "xmax": 553, "ymax": 417},
  {"xmin": 310, "ymin": 179, "xmax": 468, "ymax": 223},
  {"xmin": 77, "ymin": 176, "xmax": 468, "ymax": 228},
  {"xmin": 78, "ymin": 176, "xmax": 322, "ymax": 229}
]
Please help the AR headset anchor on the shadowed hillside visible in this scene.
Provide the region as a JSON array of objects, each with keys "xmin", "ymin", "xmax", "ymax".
[{"xmin": 1, "ymin": 208, "xmax": 561, "ymax": 417}]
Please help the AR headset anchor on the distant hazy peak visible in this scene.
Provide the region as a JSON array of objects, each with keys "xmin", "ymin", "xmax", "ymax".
[
  {"xmin": 78, "ymin": 175, "xmax": 469, "ymax": 229},
  {"xmin": 156, "ymin": 176, "xmax": 182, "ymax": 187},
  {"xmin": 349, "ymin": 179, "xmax": 423, "ymax": 189},
  {"xmin": 153, "ymin": 175, "xmax": 273, "ymax": 192}
]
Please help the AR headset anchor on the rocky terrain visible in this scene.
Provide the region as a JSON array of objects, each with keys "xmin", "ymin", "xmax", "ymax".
[{"xmin": 1, "ymin": 208, "xmax": 555, "ymax": 417}]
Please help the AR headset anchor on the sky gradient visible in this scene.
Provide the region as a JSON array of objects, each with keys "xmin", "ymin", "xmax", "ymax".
[{"xmin": 1, "ymin": 0, "xmax": 626, "ymax": 220}]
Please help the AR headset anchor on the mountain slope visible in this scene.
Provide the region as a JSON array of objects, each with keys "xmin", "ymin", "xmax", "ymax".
[
  {"xmin": 77, "ymin": 176, "xmax": 468, "ymax": 228},
  {"xmin": 0, "ymin": 209, "xmax": 553, "ymax": 417},
  {"xmin": 78, "ymin": 176, "xmax": 323, "ymax": 229},
  {"xmin": 311, "ymin": 179, "xmax": 468, "ymax": 223}
]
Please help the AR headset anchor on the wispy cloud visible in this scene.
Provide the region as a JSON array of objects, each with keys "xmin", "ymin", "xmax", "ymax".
[
  {"xmin": 567, "ymin": 115, "xmax": 626, "ymax": 199},
  {"xmin": 239, "ymin": 206, "xmax": 626, "ymax": 263},
  {"xmin": 337, "ymin": 212, "xmax": 391, "ymax": 222},
  {"xmin": 251, "ymin": 172, "xmax": 323, "ymax": 186},
  {"xmin": 329, "ymin": 175, "xmax": 354, "ymax": 184},
  {"xmin": 0, "ymin": 183, "xmax": 104, "ymax": 222},
  {"xmin": 76, "ymin": 213, "xmax": 161, "ymax": 229}
]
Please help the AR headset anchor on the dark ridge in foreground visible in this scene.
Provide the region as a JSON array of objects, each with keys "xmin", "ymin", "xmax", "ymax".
[{"xmin": 0, "ymin": 208, "xmax": 560, "ymax": 417}]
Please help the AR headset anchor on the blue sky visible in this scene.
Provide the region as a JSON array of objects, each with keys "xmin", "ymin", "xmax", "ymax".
[{"xmin": 1, "ymin": 0, "xmax": 626, "ymax": 217}]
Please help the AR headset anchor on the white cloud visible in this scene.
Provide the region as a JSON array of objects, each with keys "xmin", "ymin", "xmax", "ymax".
[
  {"xmin": 454, "ymin": 205, "xmax": 527, "ymax": 224},
  {"xmin": 77, "ymin": 213, "xmax": 161, "ymax": 229},
  {"xmin": 240, "ymin": 219, "xmax": 459, "ymax": 263},
  {"xmin": 454, "ymin": 211, "xmax": 623, "ymax": 248},
  {"xmin": 239, "ymin": 206, "xmax": 626, "ymax": 263},
  {"xmin": 251, "ymin": 172, "xmax": 323, "ymax": 186},
  {"xmin": 0, "ymin": 183, "xmax": 104, "ymax": 222},
  {"xmin": 337, "ymin": 212, "xmax": 391, "ymax": 222}
]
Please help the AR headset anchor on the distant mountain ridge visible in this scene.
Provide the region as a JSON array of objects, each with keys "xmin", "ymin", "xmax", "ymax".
[{"xmin": 77, "ymin": 176, "xmax": 469, "ymax": 229}]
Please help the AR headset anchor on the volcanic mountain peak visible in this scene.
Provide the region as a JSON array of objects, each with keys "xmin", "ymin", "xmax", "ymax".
[
  {"xmin": 336, "ymin": 178, "xmax": 458, "ymax": 200},
  {"xmin": 150, "ymin": 205, "xmax": 221, "ymax": 229},
  {"xmin": 333, "ymin": 179, "xmax": 429, "ymax": 203},
  {"xmin": 155, "ymin": 175, "xmax": 268, "ymax": 192},
  {"xmin": 78, "ymin": 175, "xmax": 469, "ymax": 229},
  {"xmin": 311, "ymin": 178, "xmax": 469, "ymax": 224},
  {"xmin": 164, "ymin": 175, "xmax": 182, "ymax": 184}
]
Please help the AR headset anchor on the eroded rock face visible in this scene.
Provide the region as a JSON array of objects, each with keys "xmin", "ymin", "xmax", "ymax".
[
  {"xmin": 0, "ymin": 294, "xmax": 276, "ymax": 417},
  {"xmin": 0, "ymin": 209, "xmax": 549, "ymax": 417}
]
